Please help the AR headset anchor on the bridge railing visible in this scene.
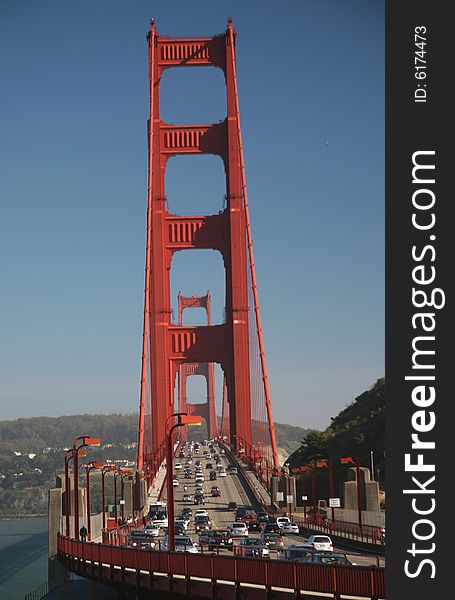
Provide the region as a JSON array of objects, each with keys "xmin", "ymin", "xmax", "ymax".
[{"xmin": 57, "ymin": 534, "xmax": 385, "ymax": 600}]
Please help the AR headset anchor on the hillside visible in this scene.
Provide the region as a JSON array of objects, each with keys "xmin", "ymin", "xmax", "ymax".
[
  {"xmin": 0, "ymin": 414, "xmax": 309, "ymax": 516},
  {"xmin": 288, "ymin": 378, "xmax": 385, "ymax": 483}
]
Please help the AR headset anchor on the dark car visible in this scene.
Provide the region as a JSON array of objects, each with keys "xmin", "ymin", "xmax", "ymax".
[
  {"xmin": 208, "ymin": 529, "xmax": 233, "ymax": 551},
  {"xmin": 228, "ymin": 501, "xmax": 237, "ymax": 511},
  {"xmin": 280, "ymin": 544, "xmax": 315, "ymax": 561},
  {"xmin": 248, "ymin": 520, "xmax": 262, "ymax": 533},
  {"xmin": 209, "ymin": 470, "xmax": 217, "ymax": 481},
  {"xmin": 235, "ymin": 507, "xmax": 248, "ymax": 521},
  {"xmin": 261, "ymin": 522, "xmax": 282, "ymax": 536},
  {"xmin": 194, "ymin": 493, "xmax": 205, "ymax": 505},
  {"xmin": 256, "ymin": 512, "xmax": 269, "ymax": 523},
  {"xmin": 206, "ymin": 462, "xmax": 213, "ymax": 469},
  {"xmin": 299, "ymin": 552, "xmax": 354, "ymax": 566},
  {"xmin": 210, "ymin": 486, "xmax": 221, "ymax": 497}
]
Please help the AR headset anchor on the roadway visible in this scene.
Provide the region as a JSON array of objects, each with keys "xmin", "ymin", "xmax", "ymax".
[{"xmin": 160, "ymin": 441, "xmax": 384, "ymax": 567}]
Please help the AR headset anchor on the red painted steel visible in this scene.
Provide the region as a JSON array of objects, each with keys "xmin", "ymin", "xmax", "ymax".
[
  {"xmin": 139, "ymin": 19, "xmax": 280, "ymax": 469},
  {"xmin": 57, "ymin": 535, "xmax": 384, "ymax": 599},
  {"xmin": 177, "ymin": 292, "xmax": 217, "ymax": 440}
]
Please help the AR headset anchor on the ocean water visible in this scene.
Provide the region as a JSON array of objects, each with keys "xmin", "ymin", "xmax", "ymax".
[{"xmin": 0, "ymin": 517, "xmax": 48, "ymax": 600}]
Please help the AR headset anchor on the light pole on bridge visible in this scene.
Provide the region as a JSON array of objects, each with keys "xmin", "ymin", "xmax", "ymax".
[
  {"xmin": 63, "ymin": 447, "xmax": 86, "ymax": 537},
  {"xmin": 166, "ymin": 412, "xmax": 202, "ymax": 551},
  {"xmin": 72, "ymin": 436, "xmax": 101, "ymax": 540}
]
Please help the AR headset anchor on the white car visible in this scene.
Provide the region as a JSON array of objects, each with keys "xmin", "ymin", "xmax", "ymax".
[
  {"xmin": 173, "ymin": 478, "xmax": 179, "ymax": 487},
  {"xmin": 276, "ymin": 516, "xmax": 291, "ymax": 528},
  {"xmin": 218, "ymin": 470, "xmax": 227, "ymax": 477},
  {"xmin": 144, "ymin": 524, "xmax": 160, "ymax": 537},
  {"xmin": 195, "ymin": 509, "xmax": 208, "ymax": 518},
  {"xmin": 174, "ymin": 462, "xmax": 183, "ymax": 470},
  {"xmin": 195, "ymin": 476, "xmax": 204, "ymax": 484},
  {"xmin": 228, "ymin": 522, "xmax": 249, "ymax": 537},
  {"xmin": 281, "ymin": 522, "xmax": 300, "ymax": 535},
  {"xmin": 306, "ymin": 535, "xmax": 333, "ymax": 552},
  {"xmin": 151, "ymin": 516, "xmax": 168, "ymax": 528}
]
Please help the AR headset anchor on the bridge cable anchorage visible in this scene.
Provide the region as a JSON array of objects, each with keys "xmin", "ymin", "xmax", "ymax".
[{"xmin": 227, "ymin": 23, "xmax": 279, "ymax": 469}]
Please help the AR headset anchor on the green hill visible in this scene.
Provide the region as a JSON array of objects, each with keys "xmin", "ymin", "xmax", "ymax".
[
  {"xmin": 288, "ymin": 378, "xmax": 385, "ymax": 483},
  {"xmin": 0, "ymin": 413, "xmax": 309, "ymax": 516}
]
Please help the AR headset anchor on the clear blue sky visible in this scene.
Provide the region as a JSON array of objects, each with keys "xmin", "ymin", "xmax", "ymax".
[{"xmin": 0, "ymin": 0, "xmax": 384, "ymax": 430}]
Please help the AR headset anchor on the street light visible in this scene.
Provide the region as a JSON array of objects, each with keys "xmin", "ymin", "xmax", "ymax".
[
  {"xmin": 316, "ymin": 459, "xmax": 335, "ymax": 523},
  {"xmin": 166, "ymin": 412, "xmax": 202, "ymax": 551},
  {"xmin": 84, "ymin": 461, "xmax": 104, "ymax": 541},
  {"xmin": 73, "ymin": 436, "xmax": 101, "ymax": 539},
  {"xmin": 120, "ymin": 470, "xmax": 134, "ymax": 520},
  {"xmin": 341, "ymin": 456, "xmax": 363, "ymax": 529},
  {"xmin": 298, "ymin": 465, "xmax": 313, "ymax": 520},
  {"xmin": 63, "ymin": 447, "xmax": 86, "ymax": 537},
  {"xmin": 101, "ymin": 465, "xmax": 116, "ymax": 530}
]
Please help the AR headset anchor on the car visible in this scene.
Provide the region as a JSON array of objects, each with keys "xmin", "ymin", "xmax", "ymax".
[
  {"xmin": 207, "ymin": 529, "xmax": 233, "ymax": 551},
  {"xmin": 209, "ymin": 471, "xmax": 217, "ymax": 481},
  {"xmin": 281, "ymin": 522, "xmax": 300, "ymax": 535},
  {"xmin": 175, "ymin": 518, "xmax": 189, "ymax": 531},
  {"xmin": 163, "ymin": 535, "xmax": 199, "ymax": 553},
  {"xmin": 195, "ymin": 486, "xmax": 204, "ymax": 495},
  {"xmin": 238, "ymin": 538, "xmax": 270, "ymax": 557},
  {"xmin": 195, "ymin": 509, "xmax": 209, "ymax": 518},
  {"xmin": 178, "ymin": 451, "xmax": 185, "ymax": 458},
  {"xmin": 228, "ymin": 522, "xmax": 249, "ymax": 537},
  {"xmin": 194, "ymin": 493, "xmax": 205, "ymax": 505},
  {"xmin": 195, "ymin": 514, "xmax": 211, "ymax": 529},
  {"xmin": 276, "ymin": 516, "xmax": 291, "ymax": 528},
  {"xmin": 186, "ymin": 458, "xmax": 193, "ymax": 465},
  {"xmin": 195, "ymin": 477, "xmax": 204, "ymax": 485},
  {"xmin": 261, "ymin": 523, "xmax": 282, "ymax": 536},
  {"xmin": 218, "ymin": 469, "xmax": 227, "ymax": 477},
  {"xmin": 261, "ymin": 532, "xmax": 284, "ymax": 550},
  {"xmin": 144, "ymin": 523, "xmax": 160, "ymax": 537},
  {"xmin": 195, "ymin": 460, "xmax": 202, "ymax": 467},
  {"xmin": 299, "ymin": 552, "xmax": 354, "ymax": 565},
  {"xmin": 247, "ymin": 520, "xmax": 262, "ymax": 533},
  {"xmin": 280, "ymin": 544, "xmax": 315, "ymax": 561},
  {"xmin": 128, "ymin": 531, "xmax": 156, "ymax": 549},
  {"xmin": 241, "ymin": 513, "xmax": 256, "ymax": 525},
  {"xmin": 227, "ymin": 501, "xmax": 238, "ymax": 511},
  {"xmin": 220, "ymin": 449, "xmax": 225, "ymax": 454},
  {"xmin": 173, "ymin": 478, "xmax": 179, "ymax": 487},
  {"xmin": 198, "ymin": 530, "xmax": 214, "ymax": 544},
  {"xmin": 235, "ymin": 507, "xmax": 248, "ymax": 521},
  {"xmin": 306, "ymin": 535, "xmax": 333, "ymax": 552},
  {"xmin": 228, "ymin": 466, "xmax": 238, "ymax": 475},
  {"xmin": 174, "ymin": 462, "xmax": 183, "ymax": 470},
  {"xmin": 210, "ymin": 486, "xmax": 221, "ymax": 497},
  {"xmin": 206, "ymin": 462, "xmax": 213, "ymax": 469},
  {"xmin": 206, "ymin": 453, "xmax": 212, "ymax": 459},
  {"xmin": 256, "ymin": 512, "xmax": 268, "ymax": 523}
]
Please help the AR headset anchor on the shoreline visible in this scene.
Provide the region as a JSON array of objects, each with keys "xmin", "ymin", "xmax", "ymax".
[{"xmin": 0, "ymin": 514, "xmax": 47, "ymax": 520}]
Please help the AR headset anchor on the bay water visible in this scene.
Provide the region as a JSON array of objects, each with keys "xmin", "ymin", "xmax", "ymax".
[{"xmin": 0, "ymin": 517, "xmax": 48, "ymax": 600}]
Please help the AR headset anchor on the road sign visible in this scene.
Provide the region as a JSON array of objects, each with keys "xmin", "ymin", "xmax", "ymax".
[
  {"xmin": 329, "ymin": 497, "xmax": 341, "ymax": 507},
  {"xmin": 276, "ymin": 491, "xmax": 284, "ymax": 502},
  {"xmin": 286, "ymin": 495, "xmax": 293, "ymax": 504},
  {"xmin": 301, "ymin": 495, "xmax": 308, "ymax": 501},
  {"xmin": 120, "ymin": 499, "xmax": 126, "ymax": 505}
]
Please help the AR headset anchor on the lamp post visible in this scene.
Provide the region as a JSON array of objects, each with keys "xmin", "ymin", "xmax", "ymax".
[
  {"xmin": 72, "ymin": 436, "xmax": 101, "ymax": 540},
  {"xmin": 85, "ymin": 461, "xmax": 104, "ymax": 541},
  {"xmin": 64, "ymin": 447, "xmax": 87, "ymax": 537},
  {"xmin": 120, "ymin": 471, "xmax": 134, "ymax": 520},
  {"xmin": 316, "ymin": 459, "xmax": 335, "ymax": 523},
  {"xmin": 341, "ymin": 456, "xmax": 363, "ymax": 529},
  {"xmin": 297, "ymin": 466, "xmax": 312, "ymax": 520},
  {"xmin": 113, "ymin": 470, "xmax": 121, "ymax": 525},
  {"xmin": 101, "ymin": 466, "xmax": 116, "ymax": 530},
  {"xmin": 166, "ymin": 412, "xmax": 202, "ymax": 551}
]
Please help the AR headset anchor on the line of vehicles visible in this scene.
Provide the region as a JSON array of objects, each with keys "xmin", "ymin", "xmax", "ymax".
[{"xmin": 127, "ymin": 439, "xmax": 356, "ymax": 566}]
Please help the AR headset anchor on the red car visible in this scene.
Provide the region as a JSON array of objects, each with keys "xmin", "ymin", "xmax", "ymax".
[{"xmin": 211, "ymin": 486, "xmax": 221, "ymax": 497}]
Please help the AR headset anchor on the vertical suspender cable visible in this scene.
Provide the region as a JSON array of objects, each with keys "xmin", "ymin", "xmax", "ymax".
[
  {"xmin": 137, "ymin": 21, "xmax": 156, "ymax": 472},
  {"xmin": 228, "ymin": 24, "xmax": 279, "ymax": 468}
]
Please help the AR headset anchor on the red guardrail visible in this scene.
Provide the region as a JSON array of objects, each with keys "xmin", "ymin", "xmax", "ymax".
[{"xmin": 57, "ymin": 534, "xmax": 384, "ymax": 599}]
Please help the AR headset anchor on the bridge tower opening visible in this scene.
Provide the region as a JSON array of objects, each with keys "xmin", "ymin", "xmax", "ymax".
[{"xmin": 176, "ymin": 291, "xmax": 217, "ymax": 441}]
